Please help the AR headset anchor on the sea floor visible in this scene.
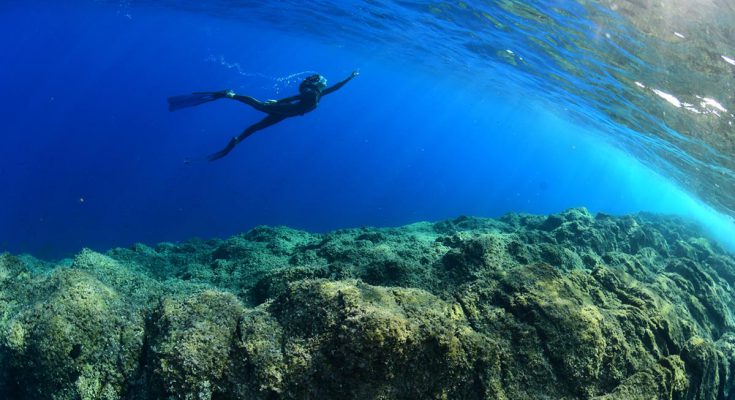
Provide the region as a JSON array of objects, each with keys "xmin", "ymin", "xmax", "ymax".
[{"xmin": 1, "ymin": 208, "xmax": 734, "ymax": 399}]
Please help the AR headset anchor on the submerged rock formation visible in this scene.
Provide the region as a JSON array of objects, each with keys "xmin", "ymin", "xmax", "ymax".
[{"xmin": 1, "ymin": 208, "xmax": 735, "ymax": 399}]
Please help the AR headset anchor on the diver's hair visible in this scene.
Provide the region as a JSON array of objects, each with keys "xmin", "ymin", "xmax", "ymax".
[{"xmin": 299, "ymin": 74, "xmax": 324, "ymax": 93}]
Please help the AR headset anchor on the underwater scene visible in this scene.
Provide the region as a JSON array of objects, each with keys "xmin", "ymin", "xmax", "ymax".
[{"xmin": 1, "ymin": 0, "xmax": 735, "ymax": 398}]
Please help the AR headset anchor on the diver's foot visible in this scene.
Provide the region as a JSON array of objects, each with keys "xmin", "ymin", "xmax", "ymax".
[
  {"xmin": 207, "ymin": 151, "xmax": 227, "ymax": 162},
  {"xmin": 207, "ymin": 137, "xmax": 239, "ymax": 162},
  {"xmin": 209, "ymin": 90, "xmax": 235, "ymax": 99}
]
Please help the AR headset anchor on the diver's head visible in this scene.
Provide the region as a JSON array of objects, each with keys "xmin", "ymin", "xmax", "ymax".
[{"xmin": 299, "ymin": 74, "xmax": 328, "ymax": 93}]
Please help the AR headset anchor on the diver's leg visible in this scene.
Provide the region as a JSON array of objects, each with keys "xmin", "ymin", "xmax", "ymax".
[
  {"xmin": 175, "ymin": 91, "xmax": 272, "ymax": 112},
  {"xmin": 233, "ymin": 114, "xmax": 286, "ymax": 143},
  {"xmin": 229, "ymin": 95, "xmax": 274, "ymax": 113},
  {"xmin": 208, "ymin": 114, "xmax": 286, "ymax": 161}
]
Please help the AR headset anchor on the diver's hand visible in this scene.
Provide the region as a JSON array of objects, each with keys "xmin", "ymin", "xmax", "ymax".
[
  {"xmin": 351, "ymin": 70, "xmax": 360, "ymax": 78},
  {"xmin": 225, "ymin": 90, "xmax": 236, "ymax": 98}
]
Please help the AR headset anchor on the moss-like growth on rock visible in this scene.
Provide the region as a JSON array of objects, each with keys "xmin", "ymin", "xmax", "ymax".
[
  {"xmin": 148, "ymin": 290, "xmax": 243, "ymax": 399},
  {"xmin": 261, "ymin": 279, "xmax": 499, "ymax": 399},
  {"xmin": 1, "ymin": 209, "xmax": 734, "ymax": 399},
  {"xmin": 3, "ymin": 268, "xmax": 144, "ymax": 399}
]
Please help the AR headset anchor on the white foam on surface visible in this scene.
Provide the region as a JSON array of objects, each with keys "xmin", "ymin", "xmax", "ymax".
[{"xmin": 652, "ymin": 89, "xmax": 681, "ymax": 108}]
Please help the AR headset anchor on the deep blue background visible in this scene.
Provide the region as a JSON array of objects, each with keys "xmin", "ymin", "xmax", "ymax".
[{"xmin": 0, "ymin": 2, "xmax": 728, "ymax": 259}]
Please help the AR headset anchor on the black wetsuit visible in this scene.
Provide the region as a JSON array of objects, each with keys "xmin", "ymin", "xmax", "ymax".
[{"xmin": 208, "ymin": 74, "xmax": 356, "ymax": 161}]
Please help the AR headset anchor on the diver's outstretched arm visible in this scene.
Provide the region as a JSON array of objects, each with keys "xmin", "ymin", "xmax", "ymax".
[
  {"xmin": 208, "ymin": 114, "xmax": 286, "ymax": 161},
  {"xmin": 322, "ymin": 71, "xmax": 359, "ymax": 96}
]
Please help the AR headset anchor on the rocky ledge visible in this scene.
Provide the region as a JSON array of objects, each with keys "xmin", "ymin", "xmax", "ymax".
[{"xmin": 1, "ymin": 208, "xmax": 735, "ymax": 399}]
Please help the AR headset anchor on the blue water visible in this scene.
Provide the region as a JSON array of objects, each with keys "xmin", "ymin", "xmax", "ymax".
[{"xmin": 1, "ymin": 1, "xmax": 733, "ymax": 259}]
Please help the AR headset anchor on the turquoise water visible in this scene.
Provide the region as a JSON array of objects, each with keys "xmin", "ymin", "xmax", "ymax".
[{"xmin": 1, "ymin": 1, "xmax": 733, "ymax": 258}]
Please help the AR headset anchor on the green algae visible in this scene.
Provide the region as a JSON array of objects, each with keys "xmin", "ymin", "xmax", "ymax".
[{"xmin": 1, "ymin": 208, "xmax": 734, "ymax": 399}]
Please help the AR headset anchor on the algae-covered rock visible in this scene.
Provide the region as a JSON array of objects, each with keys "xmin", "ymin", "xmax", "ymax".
[
  {"xmin": 148, "ymin": 290, "xmax": 244, "ymax": 399},
  {"xmin": 3, "ymin": 268, "xmax": 144, "ymax": 399},
  {"xmin": 1, "ymin": 208, "xmax": 734, "ymax": 399},
  {"xmin": 262, "ymin": 279, "xmax": 498, "ymax": 399}
]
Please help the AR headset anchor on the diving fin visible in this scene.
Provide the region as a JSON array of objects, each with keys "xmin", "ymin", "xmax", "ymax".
[{"xmin": 167, "ymin": 91, "xmax": 225, "ymax": 111}]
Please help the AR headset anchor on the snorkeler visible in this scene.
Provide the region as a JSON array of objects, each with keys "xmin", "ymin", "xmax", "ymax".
[{"xmin": 168, "ymin": 71, "xmax": 359, "ymax": 161}]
